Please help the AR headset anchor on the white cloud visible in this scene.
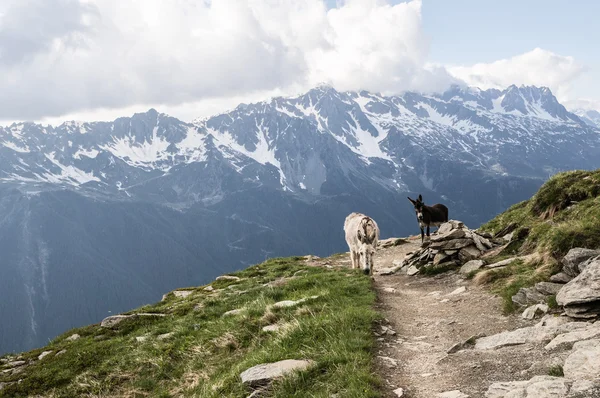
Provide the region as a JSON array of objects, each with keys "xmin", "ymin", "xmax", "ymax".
[
  {"xmin": 0, "ymin": 0, "xmax": 458, "ymax": 122},
  {"xmin": 446, "ymin": 48, "xmax": 585, "ymax": 101},
  {"xmin": 0, "ymin": 1, "xmax": 594, "ymax": 123}
]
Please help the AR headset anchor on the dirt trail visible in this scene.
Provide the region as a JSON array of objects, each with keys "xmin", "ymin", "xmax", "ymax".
[{"xmin": 323, "ymin": 237, "xmax": 561, "ymax": 398}]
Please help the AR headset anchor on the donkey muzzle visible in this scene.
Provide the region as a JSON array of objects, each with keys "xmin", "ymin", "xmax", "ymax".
[{"xmin": 363, "ymin": 268, "xmax": 371, "ymax": 275}]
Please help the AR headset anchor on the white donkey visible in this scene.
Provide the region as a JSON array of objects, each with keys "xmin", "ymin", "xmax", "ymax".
[{"xmin": 344, "ymin": 212, "xmax": 380, "ymax": 275}]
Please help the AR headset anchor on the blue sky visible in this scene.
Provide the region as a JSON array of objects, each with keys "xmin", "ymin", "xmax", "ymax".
[{"xmin": 0, "ymin": 0, "xmax": 598, "ymax": 123}]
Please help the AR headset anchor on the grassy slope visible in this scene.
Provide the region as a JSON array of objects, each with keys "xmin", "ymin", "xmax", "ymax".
[
  {"xmin": 0, "ymin": 257, "xmax": 380, "ymax": 398},
  {"xmin": 477, "ymin": 169, "xmax": 600, "ymax": 312}
]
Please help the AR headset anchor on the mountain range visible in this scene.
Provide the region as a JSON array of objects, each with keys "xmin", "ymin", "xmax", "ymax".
[{"xmin": 1, "ymin": 83, "xmax": 599, "ymax": 354}]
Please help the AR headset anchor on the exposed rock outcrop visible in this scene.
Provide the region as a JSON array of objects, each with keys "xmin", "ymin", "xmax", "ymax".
[
  {"xmin": 557, "ymin": 259, "xmax": 600, "ymax": 318},
  {"xmin": 240, "ymin": 359, "xmax": 314, "ymax": 387}
]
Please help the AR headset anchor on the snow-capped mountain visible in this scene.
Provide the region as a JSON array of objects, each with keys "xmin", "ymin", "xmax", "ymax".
[
  {"xmin": 572, "ymin": 108, "xmax": 600, "ymax": 128},
  {"xmin": 1, "ymin": 84, "xmax": 599, "ymax": 355}
]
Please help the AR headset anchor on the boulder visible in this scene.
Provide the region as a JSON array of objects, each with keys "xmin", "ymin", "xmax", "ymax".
[
  {"xmin": 433, "ymin": 252, "xmax": 450, "ymax": 265},
  {"xmin": 458, "ymin": 245, "xmax": 481, "ymax": 263},
  {"xmin": 216, "ymin": 275, "xmax": 241, "ymax": 282},
  {"xmin": 100, "ymin": 313, "xmax": 165, "ymax": 328},
  {"xmin": 485, "ymin": 376, "xmax": 569, "ymax": 398},
  {"xmin": 460, "ymin": 260, "xmax": 484, "ymax": 275},
  {"xmin": 38, "ymin": 351, "xmax": 52, "ymax": 360},
  {"xmin": 486, "ymin": 258, "xmax": 517, "ymax": 269},
  {"xmin": 545, "ymin": 322, "xmax": 600, "ymax": 350},
  {"xmin": 431, "ymin": 229, "xmax": 467, "ymax": 242},
  {"xmin": 429, "ymin": 239, "xmax": 473, "ymax": 251},
  {"xmin": 475, "ymin": 322, "xmax": 589, "ymax": 350},
  {"xmin": 563, "ymin": 339, "xmax": 600, "ymax": 380},
  {"xmin": 535, "ymin": 282, "xmax": 564, "ymax": 296},
  {"xmin": 437, "ymin": 391, "xmax": 469, "ymax": 398},
  {"xmin": 521, "ymin": 304, "xmax": 549, "ymax": 320},
  {"xmin": 240, "ymin": 359, "xmax": 314, "ymax": 387},
  {"xmin": 512, "ymin": 287, "xmax": 548, "ymax": 307},
  {"xmin": 550, "ymin": 272, "xmax": 573, "ymax": 284},
  {"xmin": 561, "ymin": 248, "xmax": 600, "ymax": 277},
  {"xmin": 66, "ymin": 333, "xmax": 80, "ymax": 342},
  {"xmin": 407, "ymin": 265, "xmax": 420, "ymax": 276},
  {"xmin": 557, "ymin": 259, "xmax": 600, "ymax": 318}
]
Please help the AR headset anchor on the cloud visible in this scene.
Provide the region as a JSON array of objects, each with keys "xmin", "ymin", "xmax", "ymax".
[
  {"xmin": 0, "ymin": 1, "xmax": 591, "ymax": 122},
  {"xmin": 446, "ymin": 48, "xmax": 585, "ymax": 101},
  {"xmin": 0, "ymin": 0, "xmax": 458, "ymax": 121}
]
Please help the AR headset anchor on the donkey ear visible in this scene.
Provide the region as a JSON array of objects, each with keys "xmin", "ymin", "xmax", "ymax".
[
  {"xmin": 407, "ymin": 197, "xmax": 416, "ymax": 205},
  {"xmin": 418, "ymin": 194, "xmax": 423, "ymax": 202}
]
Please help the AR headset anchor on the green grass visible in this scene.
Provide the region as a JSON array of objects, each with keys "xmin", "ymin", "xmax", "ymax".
[
  {"xmin": 0, "ymin": 257, "xmax": 380, "ymax": 398},
  {"xmin": 481, "ymin": 169, "xmax": 600, "ymax": 258}
]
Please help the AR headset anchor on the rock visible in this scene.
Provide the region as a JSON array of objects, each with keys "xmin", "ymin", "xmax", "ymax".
[
  {"xmin": 437, "ymin": 222, "xmax": 454, "ymax": 235},
  {"xmin": 272, "ymin": 296, "xmax": 319, "ymax": 309},
  {"xmin": 383, "ymin": 287, "xmax": 397, "ymax": 294},
  {"xmin": 447, "ymin": 334, "xmax": 482, "ymax": 354},
  {"xmin": 545, "ymin": 322, "xmax": 600, "ymax": 350},
  {"xmin": 262, "ymin": 324, "xmax": 282, "ymax": 332},
  {"xmin": 136, "ymin": 336, "xmax": 148, "ymax": 342},
  {"xmin": 157, "ymin": 332, "xmax": 174, "ymax": 340},
  {"xmin": 433, "ymin": 252, "xmax": 450, "ymax": 265},
  {"xmin": 563, "ymin": 339, "xmax": 600, "ymax": 380},
  {"xmin": 536, "ymin": 315, "xmax": 571, "ymax": 328},
  {"xmin": 240, "ymin": 359, "xmax": 314, "ymax": 387},
  {"xmin": 437, "ymin": 391, "xmax": 469, "ymax": 398},
  {"xmin": 486, "ymin": 258, "xmax": 516, "ymax": 269},
  {"xmin": 569, "ymin": 380, "xmax": 600, "ymax": 396},
  {"xmin": 431, "ymin": 229, "xmax": 467, "ymax": 242},
  {"xmin": 475, "ymin": 322, "xmax": 589, "ymax": 350},
  {"xmin": 429, "ymin": 239, "xmax": 473, "ymax": 251},
  {"xmin": 173, "ymin": 290, "xmax": 193, "ymax": 298},
  {"xmin": 38, "ymin": 351, "xmax": 52, "ymax": 360},
  {"xmin": 445, "ymin": 250, "xmax": 458, "ymax": 256},
  {"xmin": 562, "ymin": 248, "xmax": 600, "ymax": 277},
  {"xmin": 447, "ymin": 286, "xmax": 466, "ymax": 296},
  {"xmin": 407, "ymin": 265, "xmax": 420, "ymax": 276},
  {"xmin": 56, "ymin": 349, "xmax": 67, "ymax": 356},
  {"xmin": 223, "ymin": 309, "xmax": 243, "ymax": 316},
  {"xmin": 204, "ymin": 286, "xmax": 215, "ymax": 292},
  {"xmin": 485, "ymin": 376, "xmax": 569, "ymax": 398},
  {"xmin": 557, "ymin": 259, "xmax": 600, "ymax": 318},
  {"xmin": 550, "ymin": 272, "xmax": 573, "ymax": 283},
  {"xmin": 460, "ymin": 260, "xmax": 484, "ymax": 275},
  {"xmin": 535, "ymin": 282, "xmax": 563, "ymax": 296},
  {"xmin": 512, "ymin": 287, "xmax": 548, "ymax": 307},
  {"xmin": 393, "ymin": 387, "xmax": 405, "ymax": 397},
  {"xmin": 501, "ymin": 232, "xmax": 514, "ymax": 243},
  {"xmin": 521, "ymin": 304, "xmax": 549, "ymax": 320},
  {"xmin": 216, "ymin": 275, "xmax": 241, "ymax": 282},
  {"xmin": 66, "ymin": 333, "xmax": 80, "ymax": 342},
  {"xmin": 380, "ymin": 325, "xmax": 397, "ymax": 336},
  {"xmin": 458, "ymin": 245, "xmax": 481, "ymax": 263},
  {"xmin": 100, "ymin": 313, "xmax": 165, "ymax": 328}
]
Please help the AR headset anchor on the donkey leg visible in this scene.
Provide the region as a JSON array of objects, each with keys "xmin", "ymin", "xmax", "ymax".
[
  {"xmin": 350, "ymin": 251, "xmax": 356, "ymax": 269},
  {"xmin": 420, "ymin": 227, "xmax": 424, "ymax": 243},
  {"xmin": 427, "ymin": 225, "xmax": 430, "ymax": 237}
]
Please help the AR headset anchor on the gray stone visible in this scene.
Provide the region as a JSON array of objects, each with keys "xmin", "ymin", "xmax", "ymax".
[
  {"xmin": 458, "ymin": 245, "xmax": 481, "ymax": 263},
  {"xmin": 240, "ymin": 359, "xmax": 314, "ymax": 387},
  {"xmin": 437, "ymin": 222, "xmax": 454, "ymax": 235},
  {"xmin": 216, "ymin": 275, "xmax": 241, "ymax": 282},
  {"xmin": 100, "ymin": 313, "xmax": 165, "ymax": 328},
  {"xmin": 262, "ymin": 324, "xmax": 282, "ymax": 332},
  {"xmin": 429, "ymin": 239, "xmax": 473, "ymax": 251},
  {"xmin": 562, "ymin": 248, "xmax": 600, "ymax": 277},
  {"xmin": 433, "ymin": 252, "xmax": 450, "ymax": 265},
  {"xmin": 157, "ymin": 332, "xmax": 174, "ymax": 340},
  {"xmin": 447, "ymin": 286, "xmax": 467, "ymax": 296},
  {"xmin": 66, "ymin": 333, "xmax": 80, "ymax": 341},
  {"xmin": 223, "ymin": 309, "xmax": 243, "ymax": 316},
  {"xmin": 446, "ymin": 334, "xmax": 483, "ymax": 354},
  {"xmin": 135, "ymin": 336, "xmax": 149, "ymax": 342},
  {"xmin": 512, "ymin": 287, "xmax": 548, "ymax": 307},
  {"xmin": 38, "ymin": 351, "xmax": 52, "ymax": 360},
  {"xmin": 535, "ymin": 282, "xmax": 563, "ymax": 296},
  {"xmin": 431, "ymin": 229, "xmax": 467, "ymax": 242},
  {"xmin": 485, "ymin": 376, "xmax": 569, "ymax": 398},
  {"xmin": 545, "ymin": 322, "xmax": 600, "ymax": 350},
  {"xmin": 445, "ymin": 250, "xmax": 458, "ymax": 256},
  {"xmin": 557, "ymin": 259, "xmax": 600, "ymax": 318},
  {"xmin": 437, "ymin": 391, "xmax": 469, "ymax": 398},
  {"xmin": 407, "ymin": 265, "xmax": 420, "ymax": 276},
  {"xmin": 393, "ymin": 387, "xmax": 405, "ymax": 397},
  {"xmin": 521, "ymin": 304, "xmax": 549, "ymax": 320},
  {"xmin": 486, "ymin": 258, "xmax": 517, "ymax": 269},
  {"xmin": 56, "ymin": 349, "xmax": 67, "ymax": 356},
  {"xmin": 383, "ymin": 287, "xmax": 397, "ymax": 294},
  {"xmin": 6, "ymin": 360, "xmax": 25, "ymax": 367},
  {"xmin": 475, "ymin": 322, "xmax": 589, "ymax": 350},
  {"xmin": 272, "ymin": 296, "xmax": 319, "ymax": 309},
  {"xmin": 460, "ymin": 260, "xmax": 484, "ymax": 275},
  {"xmin": 173, "ymin": 290, "xmax": 193, "ymax": 298},
  {"xmin": 204, "ymin": 285, "xmax": 214, "ymax": 292},
  {"xmin": 377, "ymin": 356, "xmax": 398, "ymax": 368},
  {"xmin": 550, "ymin": 272, "xmax": 573, "ymax": 283},
  {"xmin": 563, "ymin": 339, "xmax": 600, "ymax": 380}
]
